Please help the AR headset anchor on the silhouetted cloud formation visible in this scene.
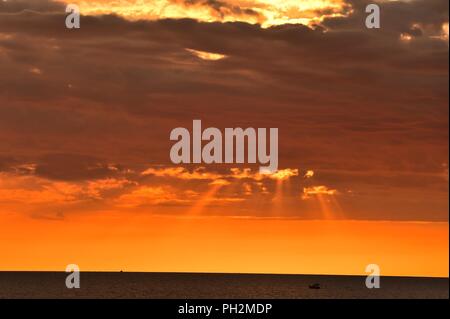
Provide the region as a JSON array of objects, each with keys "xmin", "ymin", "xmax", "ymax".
[{"xmin": 0, "ymin": 0, "xmax": 448, "ymax": 221}]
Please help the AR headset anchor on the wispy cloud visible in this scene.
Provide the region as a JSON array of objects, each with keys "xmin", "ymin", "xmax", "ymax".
[
  {"xmin": 186, "ymin": 48, "xmax": 227, "ymax": 61},
  {"xmin": 303, "ymin": 185, "xmax": 338, "ymax": 197}
]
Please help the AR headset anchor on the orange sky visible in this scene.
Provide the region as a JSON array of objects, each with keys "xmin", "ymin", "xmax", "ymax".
[
  {"xmin": 1, "ymin": 212, "xmax": 448, "ymax": 277},
  {"xmin": 0, "ymin": 165, "xmax": 448, "ymax": 277},
  {"xmin": 0, "ymin": 0, "xmax": 448, "ymax": 277}
]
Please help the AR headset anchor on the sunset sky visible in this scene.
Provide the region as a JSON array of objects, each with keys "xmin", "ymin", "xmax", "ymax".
[{"xmin": 0, "ymin": 0, "xmax": 448, "ymax": 277}]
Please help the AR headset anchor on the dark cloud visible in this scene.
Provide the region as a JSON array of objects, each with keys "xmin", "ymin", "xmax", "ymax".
[
  {"xmin": 0, "ymin": 0, "xmax": 64, "ymax": 13},
  {"xmin": 0, "ymin": 155, "xmax": 17, "ymax": 171},
  {"xmin": 34, "ymin": 153, "xmax": 123, "ymax": 181},
  {"xmin": 0, "ymin": 0, "xmax": 448, "ymax": 221},
  {"xmin": 324, "ymin": 0, "xmax": 448, "ymax": 34}
]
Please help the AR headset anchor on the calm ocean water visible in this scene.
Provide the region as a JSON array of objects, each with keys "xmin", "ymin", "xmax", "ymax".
[{"xmin": 0, "ymin": 272, "xmax": 448, "ymax": 299}]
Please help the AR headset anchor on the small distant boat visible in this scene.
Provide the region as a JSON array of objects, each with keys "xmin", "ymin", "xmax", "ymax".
[{"xmin": 309, "ymin": 283, "xmax": 321, "ymax": 289}]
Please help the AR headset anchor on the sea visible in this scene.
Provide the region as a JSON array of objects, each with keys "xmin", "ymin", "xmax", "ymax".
[{"xmin": 0, "ymin": 272, "xmax": 448, "ymax": 299}]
